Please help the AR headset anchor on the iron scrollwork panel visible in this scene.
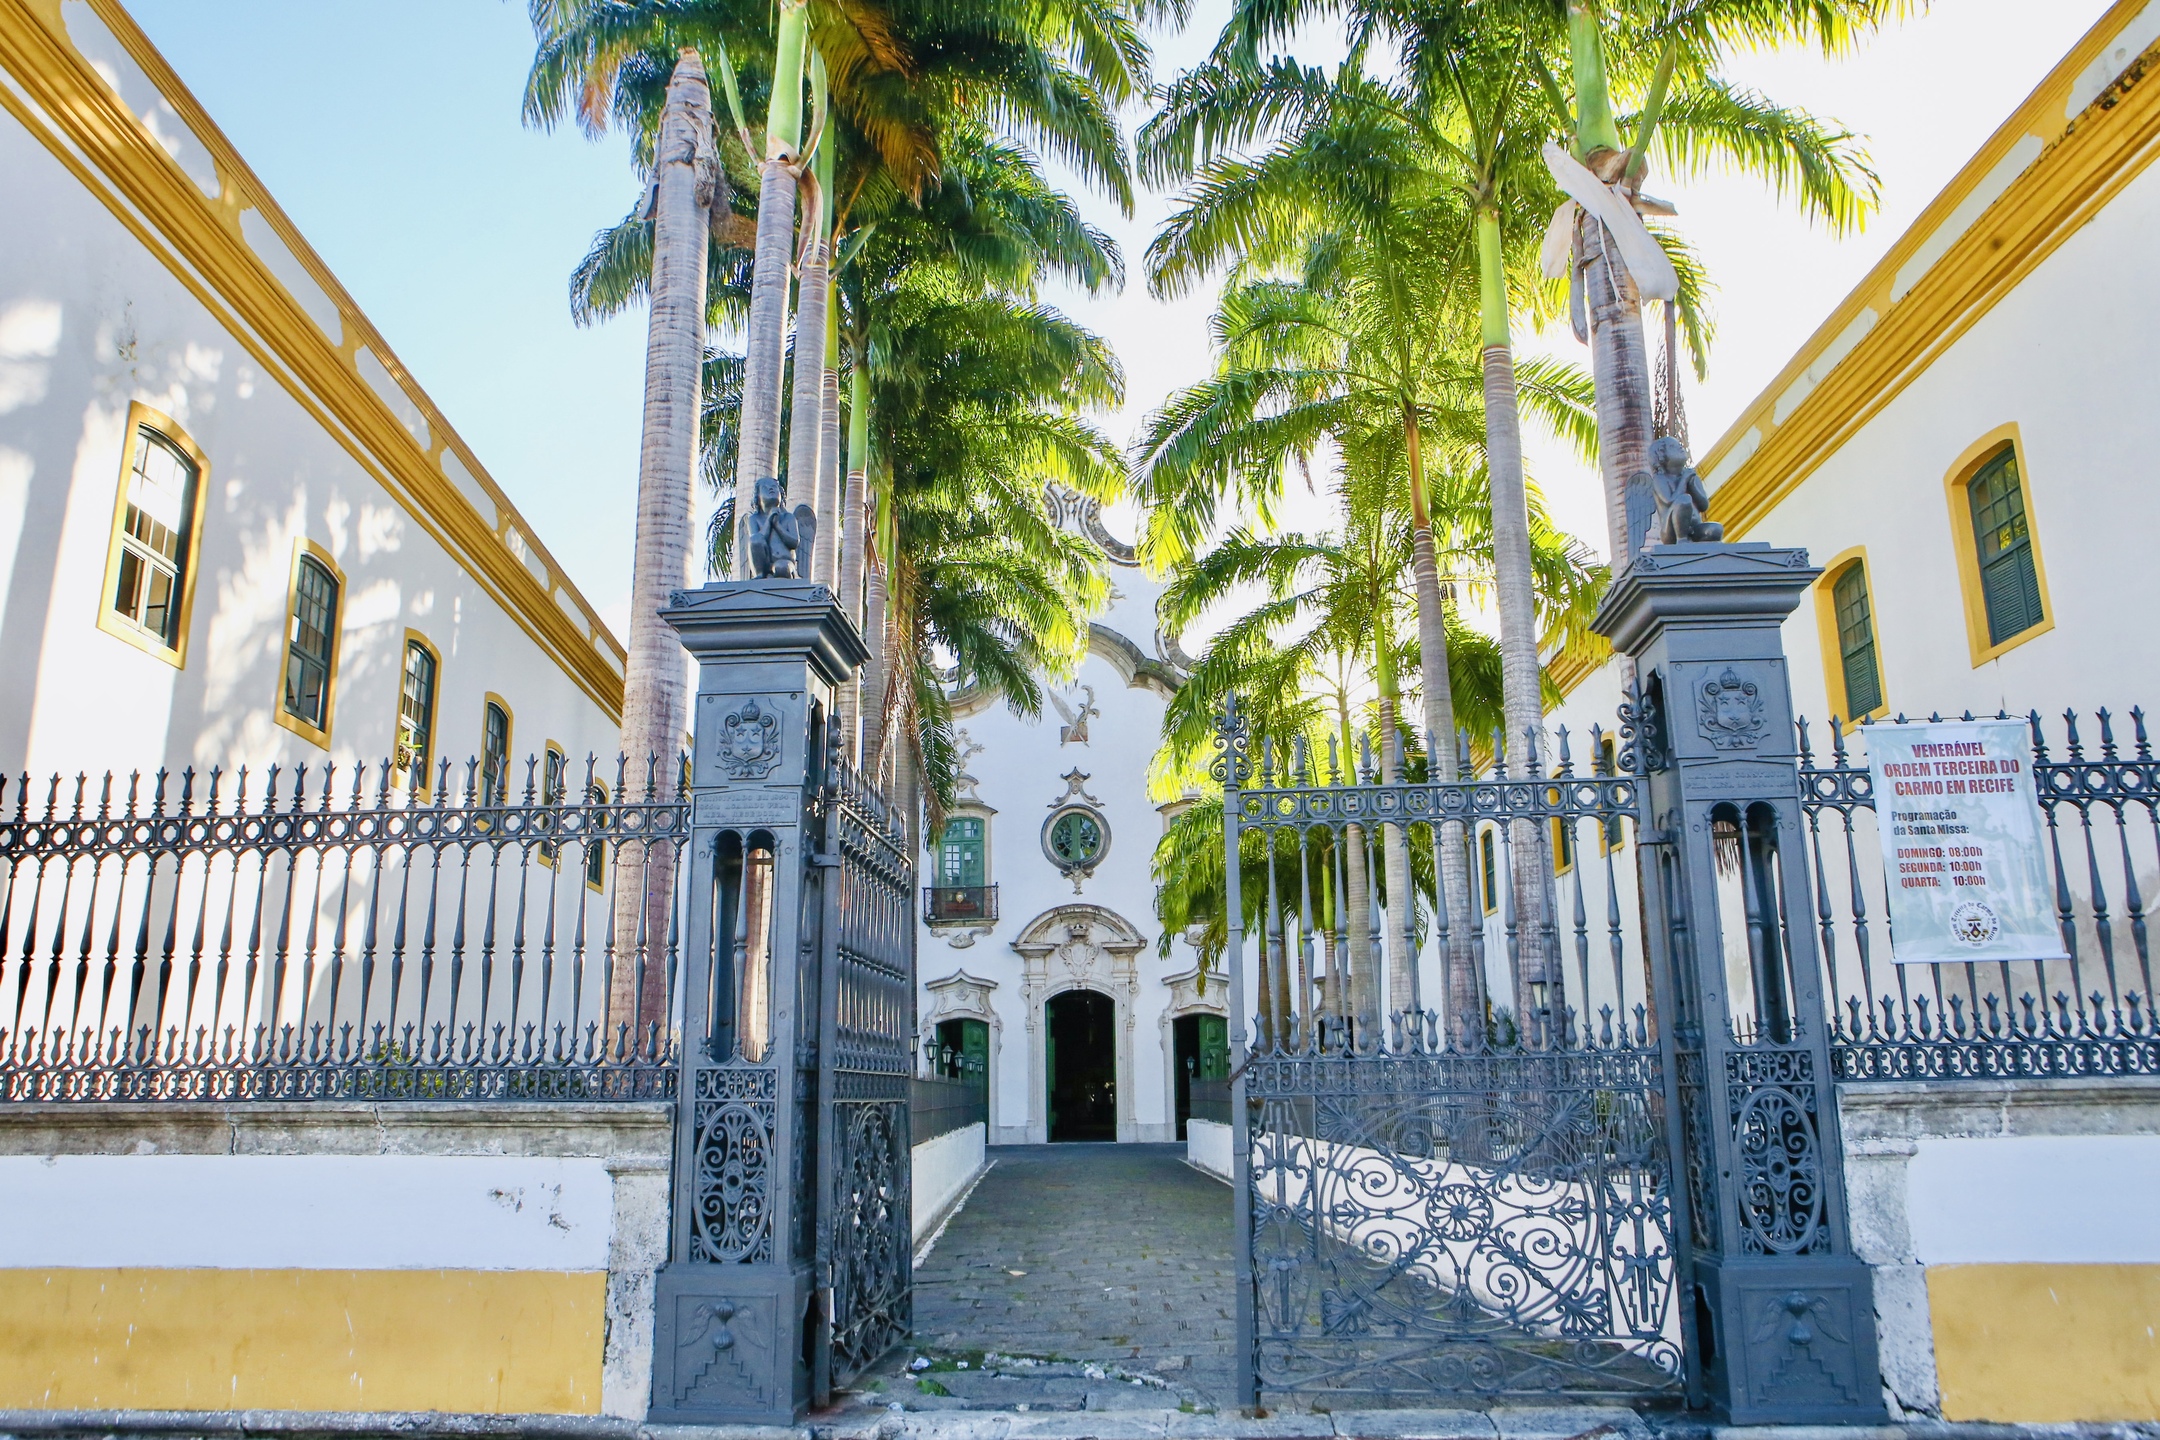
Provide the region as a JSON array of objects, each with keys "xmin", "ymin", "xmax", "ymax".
[
  {"xmin": 689, "ymin": 1062, "xmax": 778, "ymax": 1264},
  {"xmin": 1247, "ymin": 1049, "xmax": 1685, "ymax": 1401},
  {"xmin": 1725, "ymin": 1046, "xmax": 1828, "ymax": 1256}
]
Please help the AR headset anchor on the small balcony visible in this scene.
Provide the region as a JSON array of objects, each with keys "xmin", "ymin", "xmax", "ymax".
[{"xmin": 923, "ymin": 884, "xmax": 998, "ymax": 925}]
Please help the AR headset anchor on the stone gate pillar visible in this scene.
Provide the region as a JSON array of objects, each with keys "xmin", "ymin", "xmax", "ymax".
[
  {"xmin": 1594, "ymin": 543, "xmax": 1885, "ymax": 1424},
  {"xmin": 647, "ymin": 580, "xmax": 866, "ymax": 1424}
]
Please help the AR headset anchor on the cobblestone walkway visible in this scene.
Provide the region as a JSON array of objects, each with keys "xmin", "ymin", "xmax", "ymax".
[{"xmin": 910, "ymin": 1143, "xmax": 1237, "ymax": 1406}]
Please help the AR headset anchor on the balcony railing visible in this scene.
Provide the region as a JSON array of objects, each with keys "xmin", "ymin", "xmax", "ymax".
[{"xmin": 923, "ymin": 884, "xmax": 997, "ymax": 925}]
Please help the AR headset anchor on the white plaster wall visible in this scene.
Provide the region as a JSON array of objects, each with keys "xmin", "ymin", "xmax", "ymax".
[
  {"xmin": 0, "ymin": 103, "xmax": 618, "ymax": 787},
  {"xmin": 1705, "ymin": 161, "xmax": 2160, "ymax": 727},
  {"xmin": 1185, "ymin": 1116, "xmax": 1231, "ymax": 1182},
  {"xmin": 0, "ymin": 1153, "xmax": 614, "ymax": 1269},
  {"xmin": 911, "ymin": 1122, "xmax": 987, "ymax": 1244},
  {"xmin": 1906, "ymin": 1135, "xmax": 2160, "ymax": 1264}
]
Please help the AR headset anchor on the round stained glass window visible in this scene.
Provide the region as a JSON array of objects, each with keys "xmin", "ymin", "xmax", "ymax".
[{"xmin": 1044, "ymin": 807, "xmax": 1107, "ymax": 870}]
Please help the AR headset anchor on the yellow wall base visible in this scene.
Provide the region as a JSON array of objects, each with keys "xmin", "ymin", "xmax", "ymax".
[
  {"xmin": 1930, "ymin": 1262, "xmax": 2160, "ymax": 1422},
  {"xmin": 0, "ymin": 1268, "xmax": 604, "ymax": 1414}
]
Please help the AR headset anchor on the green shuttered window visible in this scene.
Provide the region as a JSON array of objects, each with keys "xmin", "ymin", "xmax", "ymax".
[
  {"xmin": 1967, "ymin": 449, "xmax": 2043, "ymax": 646},
  {"xmin": 1833, "ymin": 563, "xmax": 1883, "ymax": 719}
]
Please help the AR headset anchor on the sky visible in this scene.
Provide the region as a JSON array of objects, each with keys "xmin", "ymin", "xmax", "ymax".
[{"xmin": 127, "ymin": 0, "xmax": 2120, "ymax": 634}]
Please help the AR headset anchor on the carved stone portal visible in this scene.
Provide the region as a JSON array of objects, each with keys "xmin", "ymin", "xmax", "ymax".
[{"xmin": 1011, "ymin": 905, "xmax": 1146, "ymax": 1144}]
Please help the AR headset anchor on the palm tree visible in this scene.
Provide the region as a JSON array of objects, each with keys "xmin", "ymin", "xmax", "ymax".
[{"xmin": 1557, "ymin": 0, "xmax": 1887, "ymax": 565}]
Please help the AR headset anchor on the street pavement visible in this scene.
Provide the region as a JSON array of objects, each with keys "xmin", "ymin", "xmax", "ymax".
[{"xmin": 906, "ymin": 1143, "xmax": 1238, "ymax": 1410}]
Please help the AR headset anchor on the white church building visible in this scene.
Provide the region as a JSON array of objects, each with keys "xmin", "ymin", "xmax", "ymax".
[{"xmin": 915, "ymin": 489, "xmax": 1227, "ymax": 1146}]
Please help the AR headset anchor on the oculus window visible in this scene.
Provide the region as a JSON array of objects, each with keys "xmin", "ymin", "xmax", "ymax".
[
  {"xmin": 277, "ymin": 548, "xmax": 341, "ymax": 744},
  {"xmin": 1043, "ymin": 806, "xmax": 1108, "ymax": 886},
  {"xmin": 100, "ymin": 407, "xmax": 207, "ymax": 662}
]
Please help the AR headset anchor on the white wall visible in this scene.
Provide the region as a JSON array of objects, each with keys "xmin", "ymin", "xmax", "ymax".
[
  {"xmin": 0, "ymin": 90, "xmax": 618, "ymax": 789},
  {"xmin": 1185, "ymin": 1117, "xmax": 1231, "ymax": 1183},
  {"xmin": 911, "ymin": 1122, "xmax": 987, "ymax": 1245}
]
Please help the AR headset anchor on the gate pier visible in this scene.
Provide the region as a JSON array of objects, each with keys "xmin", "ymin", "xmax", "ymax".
[
  {"xmin": 648, "ymin": 581, "xmax": 914, "ymax": 1424},
  {"xmin": 1595, "ymin": 543, "xmax": 1885, "ymax": 1424}
]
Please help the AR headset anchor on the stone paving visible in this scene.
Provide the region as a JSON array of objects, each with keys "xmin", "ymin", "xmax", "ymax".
[{"xmin": 904, "ymin": 1143, "xmax": 1238, "ymax": 1409}]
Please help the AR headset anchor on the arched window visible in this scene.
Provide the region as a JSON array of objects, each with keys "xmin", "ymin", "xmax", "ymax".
[
  {"xmin": 1813, "ymin": 551, "xmax": 1886, "ymax": 725},
  {"xmin": 1968, "ymin": 449, "xmax": 2043, "ymax": 645},
  {"xmin": 481, "ymin": 697, "xmax": 512, "ymax": 802},
  {"xmin": 1479, "ymin": 827, "xmax": 1498, "ymax": 915},
  {"xmin": 100, "ymin": 404, "xmax": 207, "ymax": 663},
  {"xmin": 585, "ymin": 778, "xmax": 609, "ymax": 892},
  {"xmin": 939, "ymin": 817, "xmax": 987, "ymax": 888},
  {"xmin": 1947, "ymin": 430, "xmax": 2052, "ymax": 665},
  {"xmin": 276, "ymin": 544, "xmax": 342, "ymax": 745},
  {"xmin": 396, "ymin": 634, "xmax": 439, "ymax": 791},
  {"xmin": 539, "ymin": 743, "xmax": 568, "ymax": 863}
]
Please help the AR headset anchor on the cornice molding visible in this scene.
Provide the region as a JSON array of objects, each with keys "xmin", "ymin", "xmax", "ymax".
[
  {"xmin": 1702, "ymin": 2, "xmax": 2160, "ymax": 541},
  {"xmin": 0, "ymin": 0, "xmax": 627, "ymax": 720}
]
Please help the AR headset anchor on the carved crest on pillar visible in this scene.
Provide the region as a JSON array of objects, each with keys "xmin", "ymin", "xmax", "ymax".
[{"xmin": 1696, "ymin": 666, "xmax": 1768, "ymax": 751}]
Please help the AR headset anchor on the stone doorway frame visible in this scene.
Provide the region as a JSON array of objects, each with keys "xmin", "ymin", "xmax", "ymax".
[
  {"xmin": 922, "ymin": 969, "xmax": 1000, "ymax": 1134},
  {"xmin": 1011, "ymin": 904, "xmax": 1146, "ymax": 1143},
  {"xmin": 1157, "ymin": 961, "xmax": 1226, "ymax": 1141}
]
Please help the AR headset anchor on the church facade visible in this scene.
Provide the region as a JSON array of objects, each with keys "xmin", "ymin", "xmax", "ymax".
[{"xmin": 915, "ymin": 490, "xmax": 1224, "ymax": 1145}]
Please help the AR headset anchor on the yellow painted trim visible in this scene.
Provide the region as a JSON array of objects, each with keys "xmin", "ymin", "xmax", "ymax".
[
  {"xmin": 0, "ymin": 0, "xmax": 625, "ymax": 721},
  {"xmin": 93, "ymin": 402, "xmax": 210, "ymax": 668},
  {"xmin": 395, "ymin": 629, "xmax": 442, "ymax": 798},
  {"xmin": 481, "ymin": 692, "xmax": 515, "ymax": 803},
  {"xmin": 1703, "ymin": 2, "xmax": 2160, "ymax": 539},
  {"xmin": 1810, "ymin": 547, "xmax": 1890, "ymax": 730},
  {"xmin": 1544, "ymin": 635, "xmax": 1612, "ymax": 707},
  {"xmin": 0, "ymin": 1267, "xmax": 604, "ymax": 1414},
  {"xmin": 1928, "ymin": 1262, "xmax": 2160, "ymax": 1422},
  {"xmin": 272, "ymin": 539, "xmax": 345, "ymax": 751},
  {"xmin": 1943, "ymin": 425, "xmax": 2056, "ymax": 667}
]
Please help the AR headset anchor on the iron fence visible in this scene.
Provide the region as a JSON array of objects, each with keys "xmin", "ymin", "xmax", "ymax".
[
  {"xmin": 911, "ymin": 1074, "xmax": 986, "ymax": 1143},
  {"xmin": 0, "ymin": 754, "xmax": 688, "ymax": 1101},
  {"xmin": 1798, "ymin": 709, "xmax": 2160, "ymax": 1079},
  {"xmin": 922, "ymin": 884, "xmax": 997, "ymax": 924}
]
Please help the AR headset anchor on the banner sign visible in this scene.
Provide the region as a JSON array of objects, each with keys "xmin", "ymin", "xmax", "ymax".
[{"xmin": 1864, "ymin": 720, "xmax": 2066, "ymax": 966}]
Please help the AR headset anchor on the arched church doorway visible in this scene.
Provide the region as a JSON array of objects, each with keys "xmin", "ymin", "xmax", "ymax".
[{"xmin": 1045, "ymin": 989, "xmax": 1116, "ymax": 1141}]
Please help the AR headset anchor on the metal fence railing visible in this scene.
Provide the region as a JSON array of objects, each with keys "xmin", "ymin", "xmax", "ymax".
[
  {"xmin": 1799, "ymin": 708, "xmax": 2160, "ymax": 1080},
  {"xmin": 922, "ymin": 885, "xmax": 997, "ymax": 924},
  {"xmin": 0, "ymin": 755, "xmax": 688, "ymax": 1101},
  {"xmin": 911, "ymin": 1073, "xmax": 986, "ymax": 1143}
]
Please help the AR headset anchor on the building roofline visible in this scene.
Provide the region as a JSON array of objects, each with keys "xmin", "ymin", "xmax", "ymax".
[
  {"xmin": 1699, "ymin": 0, "xmax": 2160, "ymax": 542},
  {"xmin": 0, "ymin": 0, "xmax": 627, "ymax": 720}
]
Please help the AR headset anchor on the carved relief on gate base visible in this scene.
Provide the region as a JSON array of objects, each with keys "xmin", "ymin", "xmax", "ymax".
[{"xmin": 1011, "ymin": 905, "xmax": 1146, "ymax": 1144}]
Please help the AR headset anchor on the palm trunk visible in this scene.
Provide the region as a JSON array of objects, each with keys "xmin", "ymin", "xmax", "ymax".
[
  {"xmin": 859, "ymin": 553, "xmax": 889, "ymax": 772},
  {"xmin": 1403, "ymin": 406, "xmax": 1478, "ymax": 1040},
  {"xmin": 836, "ymin": 359, "xmax": 870, "ymax": 757},
  {"xmin": 730, "ymin": 3, "xmax": 807, "ymax": 572},
  {"xmin": 1343, "ymin": 822, "xmax": 1375, "ymax": 1040},
  {"xmin": 1479, "ymin": 208, "xmax": 1561, "ymax": 1033},
  {"xmin": 1376, "ymin": 691, "xmax": 1414, "ymax": 1019},
  {"xmin": 614, "ymin": 49, "xmax": 714, "ymax": 1031},
  {"xmin": 785, "ymin": 223, "xmax": 828, "ymax": 564},
  {"xmin": 817, "ymin": 295, "xmax": 842, "ymax": 585}
]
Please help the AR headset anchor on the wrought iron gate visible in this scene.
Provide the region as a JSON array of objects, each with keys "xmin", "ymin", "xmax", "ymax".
[
  {"xmin": 813, "ymin": 750, "xmax": 916, "ymax": 1394},
  {"xmin": 1217, "ymin": 702, "xmax": 1687, "ymax": 1406}
]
